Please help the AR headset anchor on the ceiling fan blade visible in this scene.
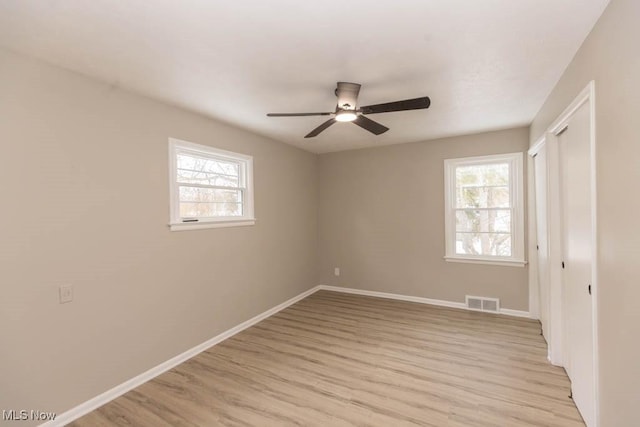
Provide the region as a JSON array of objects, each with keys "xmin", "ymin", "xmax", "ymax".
[
  {"xmin": 352, "ymin": 115, "xmax": 389, "ymax": 135},
  {"xmin": 359, "ymin": 97, "xmax": 431, "ymax": 115},
  {"xmin": 305, "ymin": 119, "xmax": 336, "ymax": 138},
  {"xmin": 267, "ymin": 112, "xmax": 332, "ymax": 117}
]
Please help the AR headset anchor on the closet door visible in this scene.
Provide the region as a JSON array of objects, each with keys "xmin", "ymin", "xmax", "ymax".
[{"xmin": 558, "ymin": 101, "xmax": 595, "ymax": 426}]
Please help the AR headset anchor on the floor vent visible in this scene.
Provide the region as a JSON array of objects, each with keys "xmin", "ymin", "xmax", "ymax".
[{"xmin": 465, "ymin": 295, "xmax": 500, "ymax": 313}]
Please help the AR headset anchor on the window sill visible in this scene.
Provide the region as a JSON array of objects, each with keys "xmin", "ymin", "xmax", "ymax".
[
  {"xmin": 444, "ymin": 256, "xmax": 527, "ymax": 267},
  {"xmin": 169, "ymin": 218, "xmax": 256, "ymax": 231}
]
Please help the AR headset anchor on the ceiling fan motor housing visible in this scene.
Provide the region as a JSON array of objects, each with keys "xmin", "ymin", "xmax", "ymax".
[{"xmin": 335, "ymin": 82, "xmax": 361, "ymax": 111}]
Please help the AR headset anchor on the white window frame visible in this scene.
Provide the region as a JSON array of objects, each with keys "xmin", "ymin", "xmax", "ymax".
[
  {"xmin": 444, "ymin": 152, "xmax": 526, "ymax": 267},
  {"xmin": 168, "ymin": 138, "xmax": 255, "ymax": 231}
]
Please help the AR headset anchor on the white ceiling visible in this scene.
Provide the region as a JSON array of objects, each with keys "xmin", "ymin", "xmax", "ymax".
[{"xmin": 0, "ymin": 0, "xmax": 609, "ymax": 153}]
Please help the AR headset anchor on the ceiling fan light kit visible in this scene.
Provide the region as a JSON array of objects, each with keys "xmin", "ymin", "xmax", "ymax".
[
  {"xmin": 267, "ymin": 82, "xmax": 430, "ymax": 139},
  {"xmin": 335, "ymin": 110, "xmax": 358, "ymax": 122}
]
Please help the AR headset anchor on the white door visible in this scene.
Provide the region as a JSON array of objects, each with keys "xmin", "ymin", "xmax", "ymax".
[
  {"xmin": 559, "ymin": 133, "xmax": 573, "ymax": 377},
  {"xmin": 534, "ymin": 146, "xmax": 550, "ymax": 342},
  {"xmin": 558, "ymin": 101, "xmax": 595, "ymax": 426}
]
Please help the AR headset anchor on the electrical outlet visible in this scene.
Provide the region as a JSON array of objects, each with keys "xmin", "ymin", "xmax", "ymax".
[
  {"xmin": 334, "ymin": 267, "xmax": 340, "ymax": 277},
  {"xmin": 59, "ymin": 284, "xmax": 74, "ymax": 304}
]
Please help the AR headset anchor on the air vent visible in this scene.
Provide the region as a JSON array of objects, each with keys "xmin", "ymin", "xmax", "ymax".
[
  {"xmin": 465, "ymin": 295, "xmax": 500, "ymax": 313},
  {"xmin": 467, "ymin": 297, "xmax": 482, "ymax": 310}
]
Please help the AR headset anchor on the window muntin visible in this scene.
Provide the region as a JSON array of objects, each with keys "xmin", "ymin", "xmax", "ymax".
[
  {"xmin": 169, "ymin": 139, "xmax": 254, "ymax": 230},
  {"xmin": 444, "ymin": 153, "xmax": 525, "ymax": 266}
]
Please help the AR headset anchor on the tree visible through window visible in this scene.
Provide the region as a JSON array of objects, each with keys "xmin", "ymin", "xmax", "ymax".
[
  {"xmin": 455, "ymin": 163, "xmax": 511, "ymax": 256},
  {"xmin": 177, "ymin": 152, "xmax": 243, "ymax": 218},
  {"xmin": 444, "ymin": 153, "xmax": 525, "ymax": 265},
  {"xmin": 169, "ymin": 139, "xmax": 255, "ymax": 230}
]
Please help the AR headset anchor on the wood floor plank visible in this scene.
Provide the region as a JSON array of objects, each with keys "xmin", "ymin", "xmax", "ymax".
[{"xmin": 69, "ymin": 291, "xmax": 584, "ymax": 426}]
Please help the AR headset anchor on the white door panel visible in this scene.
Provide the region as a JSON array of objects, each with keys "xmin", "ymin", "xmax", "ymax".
[{"xmin": 559, "ymin": 101, "xmax": 595, "ymax": 426}]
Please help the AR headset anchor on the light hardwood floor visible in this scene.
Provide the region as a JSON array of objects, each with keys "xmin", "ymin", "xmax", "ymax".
[{"xmin": 70, "ymin": 291, "xmax": 584, "ymax": 426}]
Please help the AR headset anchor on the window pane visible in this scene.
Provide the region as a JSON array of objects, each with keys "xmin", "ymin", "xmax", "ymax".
[
  {"xmin": 177, "ymin": 153, "xmax": 239, "ymax": 187},
  {"xmin": 180, "ymin": 202, "xmax": 243, "ymax": 218},
  {"xmin": 455, "ymin": 209, "xmax": 511, "ymax": 233},
  {"xmin": 179, "ymin": 186, "xmax": 241, "ymax": 203},
  {"xmin": 179, "ymin": 186, "xmax": 243, "ymax": 218},
  {"xmin": 456, "ymin": 185, "xmax": 509, "ymax": 208},
  {"xmin": 177, "ymin": 169, "xmax": 239, "ymax": 187},
  {"xmin": 456, "ymin": 163, "xmax": 510, "ymax": 208},
  {"xmin": 455, "ymin": 232, "xmax": 512, "ymax": 257}
]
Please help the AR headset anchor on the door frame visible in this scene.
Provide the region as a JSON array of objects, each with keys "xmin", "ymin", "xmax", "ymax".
[
  {"xmin": 529, "ymin": 145, "xmax": 548, "ymax": 334},
  {"xmin": 528, "ymin": 80, "xmax": 599, "ymax": 425}
]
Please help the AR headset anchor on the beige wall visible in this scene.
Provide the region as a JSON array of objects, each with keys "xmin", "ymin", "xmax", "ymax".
[
  {"xmin": 530, "ymin": 0, "xmax": 640, "ymax": 424},
  {"xmin": 0, "ymin": 48, "xmax": 318, "ymax": 422},
  {"xmin": 318, "ymin": 128, "xmax": 530, "ymax": 311},
  {"xmin": 13, "ymin": 7, "xmax": 637, "ymax": 418}
]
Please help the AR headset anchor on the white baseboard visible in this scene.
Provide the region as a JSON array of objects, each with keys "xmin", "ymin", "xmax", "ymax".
[
  {"xmin": 41, "ymin": 285, "xmax": 322, "ymax": 427},
  {"xmin": 499, "ymin": 308, "xmax": 532, "ymax": 318},
  {"xmin": 317, "ymin": 285, "xmax": 531, "ymax": 319},
  {"xmin": 43, "ymin": 283, "xmax": 529, "ymax": 426}
]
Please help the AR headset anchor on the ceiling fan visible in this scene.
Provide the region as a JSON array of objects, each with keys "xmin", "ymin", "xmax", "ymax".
[{"xmin": 267, "ymin": 82, "xmax": 431, "ymax": 138}]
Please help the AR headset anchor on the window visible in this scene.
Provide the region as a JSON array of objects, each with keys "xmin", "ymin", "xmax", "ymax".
[
  {"xmin": 444, "ymin": 153, "xmax": 525, "ymax": 266},
  {"xmin": 169, "ymin": 138, "xmax": 254, "ymax": 231}
]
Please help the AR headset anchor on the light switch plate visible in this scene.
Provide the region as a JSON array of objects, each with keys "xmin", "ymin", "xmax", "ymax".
[{"xmin": 59, "ymin": 284, "xmax": 74, "ymax": 304}]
